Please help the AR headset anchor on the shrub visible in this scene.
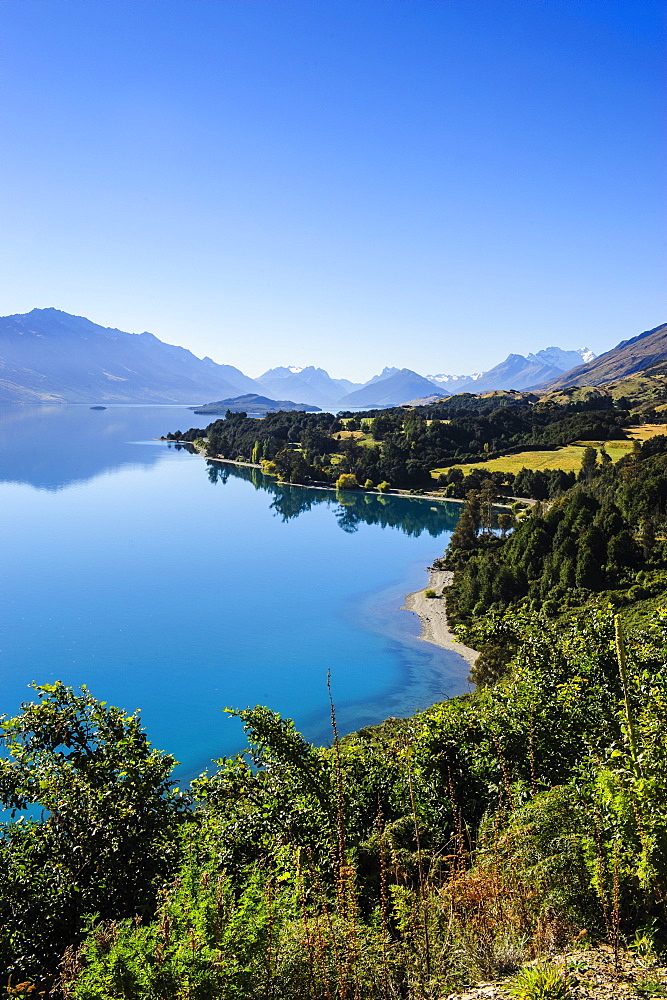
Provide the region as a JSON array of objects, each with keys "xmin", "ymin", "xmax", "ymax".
[
  {"xmin": 424, "ymin": 589, "xmax": 437, "ymax": 598},
  {"xmin": 377, "ymin": 481, "xmax": 391, "ymax": 493}
]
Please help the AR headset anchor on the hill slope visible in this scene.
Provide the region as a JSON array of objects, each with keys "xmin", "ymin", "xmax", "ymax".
[
  {"xmin": 541, "ymin": 322, "xmax": 667, "ymax": 391},
  {"xmin": 0, "ymin": 308, "xmax": 264, "ymax": 403}
]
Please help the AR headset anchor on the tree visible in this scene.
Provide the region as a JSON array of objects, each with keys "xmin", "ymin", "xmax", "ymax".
[
  {"xmin": 642, "ymin": 516, "xmax": 657, "ymax": 560},
  {"xmin": 480, "ymin": 479, "xmax": 496, "ymax": 534},
  {"xmin": 498, "ymin": 511, "xmax": 514, "ymax": 538},
  {"xmin": 447, "ymin": 490, "xmax": 481, "ymax": 557},
  {"xmin": 336, "ymin": 473, "xmax": 359, "ymax": 490},
  {"xmin": 0, "ymin": 683, "xmax": 188, "ymax": 983},
  {"xmin": 274, "ymin": 447, "xmax": 313, "ymax": 483},
  {"xmin": 579, "ymin": 445, "xmax": 598, "ymax": 483}
]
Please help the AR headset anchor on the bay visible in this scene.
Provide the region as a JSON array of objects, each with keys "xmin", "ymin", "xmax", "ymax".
[{"xmin": 0, "ymin": 404, "xmax": 469, "ymax": 780}]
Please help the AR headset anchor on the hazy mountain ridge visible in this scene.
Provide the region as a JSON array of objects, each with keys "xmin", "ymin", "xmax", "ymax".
[
  {"xmin": 425, "ymin": 346, "xmax": 595, "ymax": 396},
  {"xmin": 256, "ymin": 366, "xmax": 360, "ymax": 406},
  {"xmin": 337, "ymin": 369, "xmax": 446, "ymax": 407},
  {"xmin": 0, "ymin": 308, "xmax": 265, "ymax": 403},
  {"xmin": 9, "ymin": 307, "xmax": 661, "ymax": 410}
]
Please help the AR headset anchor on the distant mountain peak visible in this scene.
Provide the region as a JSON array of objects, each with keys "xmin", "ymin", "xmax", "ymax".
[
  {"xmin": 256, "ymin": 364, "xmax": 350, "ymax": 406},
  {"xmin": 337, "ymin": 368, "xmax": 447, "ymax": 408},
  {"xmin": 527, "ymin": 346, "xmax": 597, "ymax": 372}
]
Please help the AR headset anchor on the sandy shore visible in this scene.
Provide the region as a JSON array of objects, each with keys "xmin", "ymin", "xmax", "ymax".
[{"xmin": 402, "ymin": 569, "xmax": 479, "ymax": 668}]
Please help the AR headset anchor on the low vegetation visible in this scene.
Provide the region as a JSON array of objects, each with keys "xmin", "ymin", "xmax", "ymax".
[{"xmin": 2, "ymin": 602, "xmax": 667, "ymax": 997}]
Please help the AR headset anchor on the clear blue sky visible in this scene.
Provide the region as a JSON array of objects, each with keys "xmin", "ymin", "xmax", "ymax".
[{"xmin": 1, "ymin": 0, "xmax": 664, "ymax": 381}]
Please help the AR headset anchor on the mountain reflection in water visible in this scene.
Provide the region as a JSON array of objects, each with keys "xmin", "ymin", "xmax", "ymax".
[{"xmin": 0, "ymin": 403, "xmax": 200, "ymax": 491}]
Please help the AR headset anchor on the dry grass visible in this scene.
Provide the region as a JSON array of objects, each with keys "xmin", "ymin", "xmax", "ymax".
[
  {"xmin": 625, "ymin": 422, "xmax": 667, "ymax": 441},
  {"xmin": 430, "ymin": 425, "xmax": 667, "ymax": 478},
  {"xmin": 335, "ymin": 430, "xmax": 366, "ymax": 440},
  {"xmin": 334, "ymin": 431, "xmax": 379, "ymax": 449}
]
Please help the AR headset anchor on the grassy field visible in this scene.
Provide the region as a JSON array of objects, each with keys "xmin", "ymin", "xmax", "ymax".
[
  {"xmin": 431, "ymin": 424, "xmax": 667, "ymax": 478},
  {"xmin": 626, "ymin": 422, "xmax": 667, "ymax": 441},
  {"xmin": 334, "ymin": 428, "xmax": 378, "ymax": 448}
]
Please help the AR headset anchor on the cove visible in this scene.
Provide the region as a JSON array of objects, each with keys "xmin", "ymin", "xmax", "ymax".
[{"xmin": 0, "ymin": 404, "xmax": 469, "ymax": 780}]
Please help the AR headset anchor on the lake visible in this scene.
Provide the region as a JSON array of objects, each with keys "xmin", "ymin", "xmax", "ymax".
[{"xmin": 0, "ymin": 404, "xmax": 469, "ymax": 779}]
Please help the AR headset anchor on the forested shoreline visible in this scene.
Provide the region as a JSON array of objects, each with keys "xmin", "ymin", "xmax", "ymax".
[
  {"xmin": 167, "ymin": 389, "xmax": 636, "ymax": 494},
  {"xmin": 2, "ymin": 382, "xmax": 667, "ymax": 997}
]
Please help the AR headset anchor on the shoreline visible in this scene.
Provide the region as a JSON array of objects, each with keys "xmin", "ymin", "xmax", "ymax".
[
  {"xmin": 401, "ymin": 569, "xmax": 480, "ymax": 669},
  {"xmin": 174, "ymin": 446, "xmax": 481, "ymax": 669},
  {"xmin": 176, "ymin": 448, "xmax": 513, "ymax": 507}
]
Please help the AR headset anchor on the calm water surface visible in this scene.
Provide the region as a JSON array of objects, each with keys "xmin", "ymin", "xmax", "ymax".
[{"xmin": 0, "ymin": 404, "xmax": 468, "ymax": 778}]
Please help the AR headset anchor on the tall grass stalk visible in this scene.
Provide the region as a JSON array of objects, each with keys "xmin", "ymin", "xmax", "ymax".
[{"xmin": 407, "ymin": 760, "xmax": 432, "ymax": 983}]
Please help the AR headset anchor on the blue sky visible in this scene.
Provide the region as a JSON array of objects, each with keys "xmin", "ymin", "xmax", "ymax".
[{"xmin": 1, "ymin": 0, "xmax": 664, "ymax": 381}]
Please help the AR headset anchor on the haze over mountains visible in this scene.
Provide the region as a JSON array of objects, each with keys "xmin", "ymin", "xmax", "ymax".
[
  {"xmin": 255, "ymin": 366, "xmax": 360, "ymax": 406},
  {"xmin": 0, "ymin": 308, "xmax": 259, "ymax": 404},
  {"xmin": 426, "ymin": 347, "xmax": 595, "ymax": 395},
  {"xmin": 337, "ymin": 369, "xmax": 450, "ymax": 407},
  {"xmin": 5, "ymin": 307, "xmax": 665, "ymax": 409}
]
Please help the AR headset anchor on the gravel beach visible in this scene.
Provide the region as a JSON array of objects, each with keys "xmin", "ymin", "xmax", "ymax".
[{"xmin": 402, "ymin": 569, "xmax": 479, "ymax": 669}]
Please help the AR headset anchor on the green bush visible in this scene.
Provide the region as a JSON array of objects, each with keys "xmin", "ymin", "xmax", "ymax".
[{"xmin": 507, "ymin": 963, "xmax": 570, "ymax": 999}]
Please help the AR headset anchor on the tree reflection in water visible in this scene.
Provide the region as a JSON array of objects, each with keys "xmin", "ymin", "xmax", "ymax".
[{"xmin": 204, "ymin": 460, "xmax": 461, "ymax": 539}]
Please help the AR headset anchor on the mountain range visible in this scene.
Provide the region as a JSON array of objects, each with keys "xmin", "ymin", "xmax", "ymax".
[
  {"xmin": 425, "ymin": 347, "xmax": 595, "ymax": 396},
  {"xmin": 6, "ymin": 307, "xmax": 665, "ymax": 410},
  {"xmin": 255, "ymin": 366, "xmax": 360, "ymax": 406},
  {"xmin": 0, "ymin": 308, "xmax": 260, "ymax": 403}
]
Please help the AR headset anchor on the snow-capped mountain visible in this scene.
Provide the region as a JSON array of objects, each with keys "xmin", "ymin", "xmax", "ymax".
[
  {"xmin": 425, "ymin": 347, "xmax": 597, "ymax": 395},
  {"xmin": 426, "ymin": 372, "xmax": 484, "ymax": 392},
  {"xmin": 527, "ymin": 347, "xmax": 596, "ymax": 371}
]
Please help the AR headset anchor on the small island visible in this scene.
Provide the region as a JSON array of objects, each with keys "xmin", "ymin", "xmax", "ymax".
[{"xmin": 191, "ymin": 393, "xmax": 321, "ymax": 415}]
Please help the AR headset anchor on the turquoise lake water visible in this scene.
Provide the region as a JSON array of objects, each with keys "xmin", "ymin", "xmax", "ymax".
[{"xmin": 0, "ymin": 404, "xmax": 469, "ymax": 779}]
